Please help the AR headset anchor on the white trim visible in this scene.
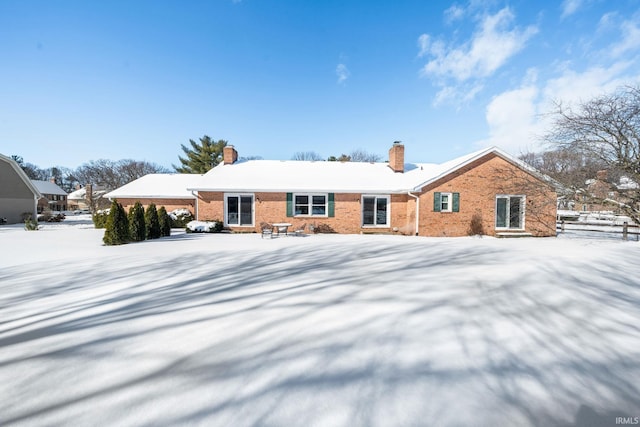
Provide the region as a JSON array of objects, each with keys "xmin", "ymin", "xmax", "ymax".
[
  {"xmin": 412, "ymin": 147, "xmax": 555, "ymax": 192},
  {"xmin": 293, "ymin": 192, "xmax": 329, "ymax": 217},
  {"xmin": 361, "ymin": 195, "xmax": 391, "ymax": 227},
  {"xmin": 495, "ymin": 194, "xmax": 526, "ymax": 231},
  {"xmin": 439, "ymin": 192, "xmax": 453, "ymax": 213},
  {"xmin": 224, "ymin": 193, "xmax": 255, "ymax": 227}
]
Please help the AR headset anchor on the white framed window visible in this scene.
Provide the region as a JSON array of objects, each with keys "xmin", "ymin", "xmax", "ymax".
[
  {"xmin": 433, "ymin": 192, "xmax": 459, "ymax": 213},
  {"xmin": 225, "ymin": 193, "xmax": 254, "ymax": 226},
  {"xmin": 495, "ymin": 195, "xmax": 525, "ymax": 230},
  {"xmin": 362, "ymin": 195, "xmax": 390, "ymax": 227},
  {"xmin": 294, "ymin": 193, "xmax": 327, "ymax": 217},
  {"xmin": 440, "ymin": 192, "xmax": 452, "ymax": 212}
]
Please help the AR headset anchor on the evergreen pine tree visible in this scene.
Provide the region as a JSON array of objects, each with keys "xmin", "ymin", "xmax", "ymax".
[
  {"xmin": 173, "ymin": 135, "xmax": 228, "ymax": 173},
  {"xmin": 128, "ymin": 202, "xmax": 146, "ymax": 242},
  {"xmin": 145, "ymin": 203, "xmax": 161, "ymax": 239},
  {"xmin": 157, "ymin": 206, "xmax": 171, "ymax": 237},
  {"xmin": 103, "ymin": 200, "xmax": 130, "ymax": 245}
]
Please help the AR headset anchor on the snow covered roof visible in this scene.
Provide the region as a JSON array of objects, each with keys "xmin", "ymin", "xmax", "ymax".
[
  {"xmin": 188, "ymin": 146, "xmax": 535, "ymax": 193},
  {"xmin": 104, "ymin": 174, "xmax": 202, "ymax": 199},
  {"xmin": 31, "ymin": 180, "xmax": 67, "ymax": 196},
  {"xmin": 67, "ymin": 187, "xmax": 86, "ymax": 200},
  {"xmin": 617, "ymin": 176, "xmax": 639, "ymax": 190}
]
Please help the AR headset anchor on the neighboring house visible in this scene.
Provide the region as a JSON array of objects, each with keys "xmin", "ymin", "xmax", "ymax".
[
  {"xmin": 67, "ymin": 186, "xmax": 89, "ymax": 211},
  {"xmin": 104, "ymin": 174, "xmax": 202, "ymax": 214},
  {"xmin": 68, "ymin": 184, "xmax": 108, "ymax": 211},
  {"xmin": 31, "ymin": 179, "xmax": 68, "ymax": 213},
  {"xmin": 187, "ymin": 144, "xmax": 557, "ymax": 237},
  {"xmin": 572, "ymin": 170, "xmax": 640, "ymax": 214},
  {"xmin": 0, "ymin": 153, "xmax": 41, "ymax": 224}
]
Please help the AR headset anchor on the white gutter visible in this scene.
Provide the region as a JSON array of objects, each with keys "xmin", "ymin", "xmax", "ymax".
[{"xmin": 407, "ymin": 191, "xmax": 419, "ymax": 236}]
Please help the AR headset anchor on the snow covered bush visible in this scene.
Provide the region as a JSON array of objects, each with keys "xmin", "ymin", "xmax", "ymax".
[
  {"xmin": 158, "ymin": 206, "xmax": 171, "ymax": 237},
  {"xmin": 145, "ymin": 204, "xmax": 161, "ymax": 240},
  {"xmin": 128, "ymin": 202, "xmax": 146, "ymax": 242},
  {"xmin": 186, "ymin": 220, "xmax": 223, "ymax": 233},
  {"xmin": 23, "ymin": 215, "xmax": 38, "ymax": 231},
  {"xmin": 169, "ymin": 209, "xmax": 194, "ymax": 228},
  {"xmin": 103, "ymin": 201, "xmax": 129, "ymax": 245},
  {"xmin": 93, "ymin": 209, "xmax": 110, "ymax": 229}
]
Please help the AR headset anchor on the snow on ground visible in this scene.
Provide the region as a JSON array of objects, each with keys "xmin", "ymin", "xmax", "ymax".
[{"xmin": 1, "ymin": 218, "xmax": 639, "ymax": 426}]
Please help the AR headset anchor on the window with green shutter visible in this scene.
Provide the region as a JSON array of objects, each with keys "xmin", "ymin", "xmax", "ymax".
[
  {"xmin": 289, "ymin": 193, "xmax": 332, "ymax": 217},
  {"xmin": 434, "ymin": 192, "xmax": 460, "ymax": 213}
]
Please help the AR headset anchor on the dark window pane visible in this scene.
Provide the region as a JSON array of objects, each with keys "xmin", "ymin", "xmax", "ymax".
[
  {"xmin": 510, "ymin": 197, "xmax": 521, "ymax": 229},
  {"xmin": 296, "ymin": 206, "xmax": 309, "ymax": 215},
  {"xmin": 240, "ymin": 196, "xmax": 253, "ymax": 225},
  {"xmin": 227, "ymin": 197, "xmax": 238, "ymax": 225},
  {"xmin": 376, "ymin": 198, "xmax": 387, "ymax": 225},
  {"xmin": 295, "ymin": 195, "xmax": 308, "ymax": 204},
  {"xmin": 312, "ymin": 195, "xmax": 325, "ymax": 205},
  {"xmin": 363, "ymin": 197, "xmax": 375, "ymax": 225},
  {"xmin": 496, "ymin": 198, "xmax": 507, "ymax": 228},
  {"xmin": 312, "ymin": 205, "xmax": 326, "ymax": 215}
]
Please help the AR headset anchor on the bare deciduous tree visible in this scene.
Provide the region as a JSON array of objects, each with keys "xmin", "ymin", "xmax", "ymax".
[
  {"xmin": 292, "ymin": 151, "xmax": 323, "ymax": 161},
  {"xmin": 75, "ymin": 159, "xmax": 169, "ymax": 192},
  {"xmin": 544, "ymin": 85, "xmax": 640, "ymax": 223}
]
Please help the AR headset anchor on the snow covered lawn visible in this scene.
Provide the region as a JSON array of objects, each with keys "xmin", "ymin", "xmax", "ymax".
[{"xmin": 1, "ymin": 219, "xmax": 639, "ymax": 426}]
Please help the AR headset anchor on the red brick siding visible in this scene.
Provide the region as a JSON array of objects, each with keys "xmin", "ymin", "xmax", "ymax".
[
  {"xmin": 197, "ymin": 192, "xmax": 415, "ymax": 234},
  {"xmin": 417, "ymin": 154, "xmax": 556, "ymax": 237},
  {"xmin": 116, "ymin": 198, "xmax": 195, "ymax": 216},
  {"xmin": 196, "ymin": 155, "xmax": 556, "ymax": 237}
]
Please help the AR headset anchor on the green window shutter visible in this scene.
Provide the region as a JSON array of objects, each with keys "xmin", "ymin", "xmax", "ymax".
[
  {"xmin": 286, "ymin": 193, "xmax": 293, "ymax": 217},
  {"xmin": 328, "ymin": 193, "xmax": 335, "ymax": 217},
  {"xmin": 452, "ymin": 193, "xmax": 460, "ymax": 212},
  {"xmin": 433, "ymin": 192, "xmax": 441, "ymax": 212}
]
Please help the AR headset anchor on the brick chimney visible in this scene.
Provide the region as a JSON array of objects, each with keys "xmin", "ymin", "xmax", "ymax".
[
  {"xmin": 388, "ymin": 141, "xmax": 404, "ymax": 173},
  {"xmin": 223, "ymin": 145, "xmax": 238, "ymax": 165}
]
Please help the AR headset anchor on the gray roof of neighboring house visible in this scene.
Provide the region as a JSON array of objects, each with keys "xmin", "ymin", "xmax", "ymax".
[
  {"xmin": 31, "ymin": 180, "xmax": 67, "ymax": 196},
  {"xmin": 0, "ymin": 153, "xmax": 42, "ymax": 198}
]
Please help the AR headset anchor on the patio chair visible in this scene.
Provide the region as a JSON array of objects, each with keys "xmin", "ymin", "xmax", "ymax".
[
  {"xmin": 294, "ymin": 223, "xmax": 307, "ymax": 236},
  {"xmin": 260, "ymin": 222, "xmax": 273, "ymax": 239}
]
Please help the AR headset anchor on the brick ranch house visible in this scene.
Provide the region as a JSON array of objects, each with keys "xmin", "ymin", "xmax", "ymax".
[
  {"xmin": 104, "ymin": 174, "xmax": 201, "ymax": 214},
  {"xmin": 186, "ymin": 143, "xmax": 557, "ymax": 237}
]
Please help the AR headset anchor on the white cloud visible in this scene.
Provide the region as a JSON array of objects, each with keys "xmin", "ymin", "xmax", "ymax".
[
  {"xmin": 561, "ymin": 0, "xmax": 583, "ymax": 18},
  {"xmin": 433, "ymin": 83, "xmax": 484, "ymax": 108},
  {"xmin": 336, "ymin": 64, "xmax": 350, "ymax": 85},
  {"xmin": 417, "ymin": 34, "xmax": 430, "ymax": 57},
  {"xmin": 444, "ymin": 4, "xmax": 466, "ymax": 24},
  {"xmin": 419, "ymin": 7, "xmax": 537, "ymax": 103},
  {"xmin": 609, "ymin": 18, "xmax": 640, "ymax": 58},
  {"xmin": 478, "ymin": 83, "xmax": 541, "ymax": 154},
  {"xmin": 477, "ymin": 63, "xmax": 640, "ymax": 154}
]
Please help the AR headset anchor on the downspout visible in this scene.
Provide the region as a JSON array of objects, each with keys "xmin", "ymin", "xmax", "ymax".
[
  {"xmin": 407, "ymin": 191, "xmax": 419, "ymax": 236},
  {"xmin": 33, "ymin": 194, "xmax": 39, "ymax": 221}
]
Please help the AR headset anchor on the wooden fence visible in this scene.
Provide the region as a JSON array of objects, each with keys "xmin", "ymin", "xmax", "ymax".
[{"xmin": 557, "ymin": 220, "xmax": 640, "ymax": 241}]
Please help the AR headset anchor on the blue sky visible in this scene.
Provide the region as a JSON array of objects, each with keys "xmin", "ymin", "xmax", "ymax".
[{"xmin": 2, "ymin": 0, "xmax": 640, "ymax": 170}]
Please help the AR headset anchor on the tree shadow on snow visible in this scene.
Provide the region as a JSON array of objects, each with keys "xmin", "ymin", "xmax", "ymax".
[{"xmin": 0, "ymin": 237, "xmax": 639, "ymax": 426}]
